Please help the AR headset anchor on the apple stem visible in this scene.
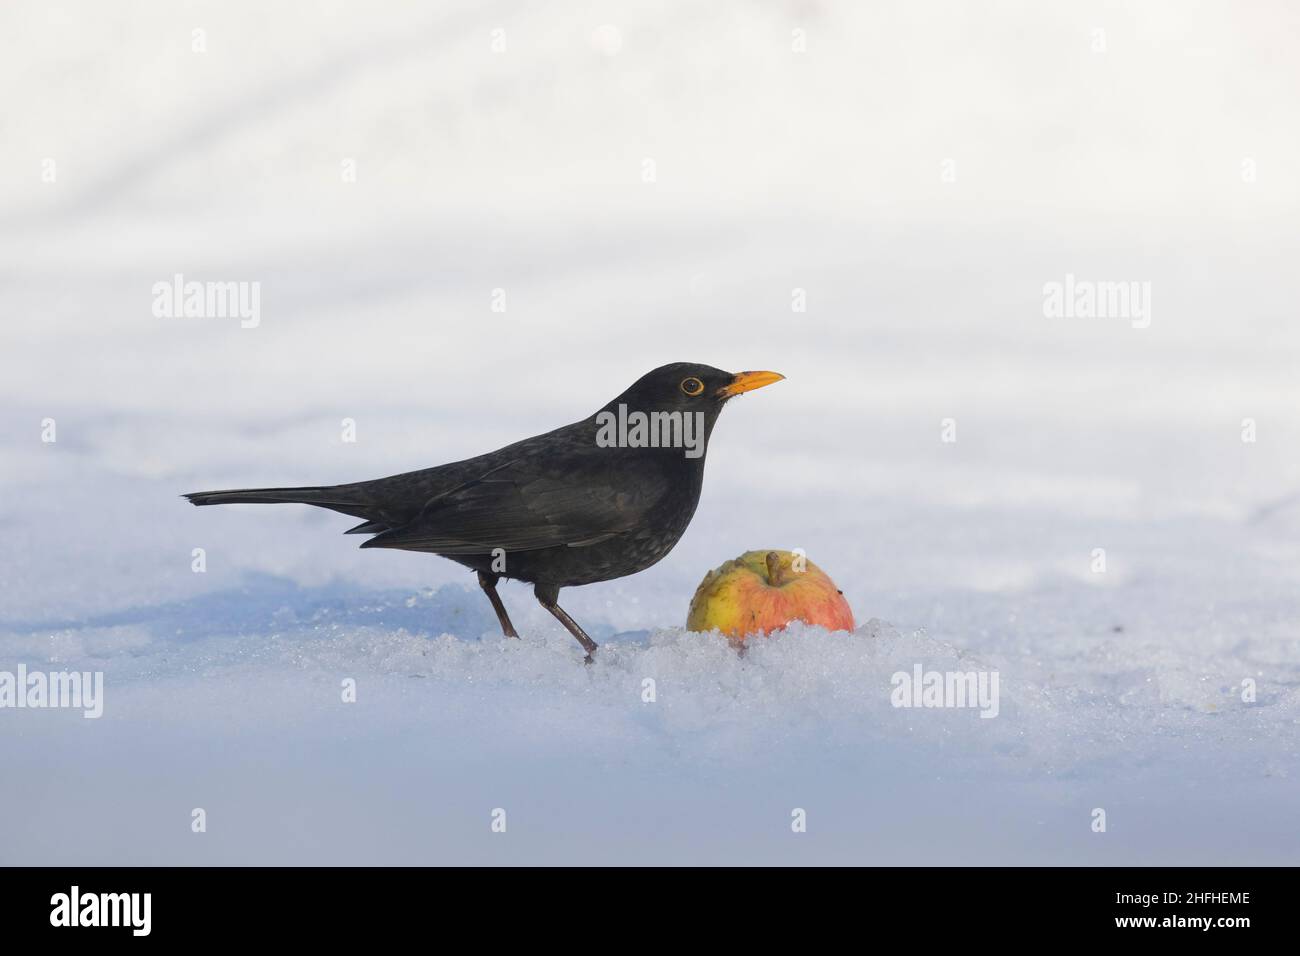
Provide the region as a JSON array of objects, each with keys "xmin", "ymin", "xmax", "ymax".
[{"xmin": 765, "ymin": 551, "xmax": 783, "ymax": 587}]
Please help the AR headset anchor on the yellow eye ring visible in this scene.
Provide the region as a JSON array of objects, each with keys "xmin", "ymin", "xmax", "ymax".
[{"xmin": 680, "ymin": 377, "xmax": 705, "ymax": 396}]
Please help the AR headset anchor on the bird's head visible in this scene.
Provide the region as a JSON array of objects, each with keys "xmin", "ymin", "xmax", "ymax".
[
  {"xmin": 593, "ymin": 363, "xmax": 784, "ymax": 460},
  {"xmin": 608, "ymin": 363, "xmax": 785, "ymax": 416}
]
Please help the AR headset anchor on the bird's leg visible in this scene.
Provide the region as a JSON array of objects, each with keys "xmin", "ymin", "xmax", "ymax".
[
  {"xmin": 477, "ymin": 571, "xmax": 519, "ymax": 639},
  {"xmin": 535, "ymin": 584, "xmax": 598, "ymax": 663}
]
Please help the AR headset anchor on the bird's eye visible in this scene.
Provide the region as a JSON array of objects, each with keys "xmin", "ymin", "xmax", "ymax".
[{"xmin": 680, "ymin": 377, "xmax": 705, "ymax": 396}]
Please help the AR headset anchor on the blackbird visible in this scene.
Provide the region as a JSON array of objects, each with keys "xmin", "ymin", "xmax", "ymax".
[{"xmin": 185, "ymin": 363, "xmax": 784, "ymax": 660}]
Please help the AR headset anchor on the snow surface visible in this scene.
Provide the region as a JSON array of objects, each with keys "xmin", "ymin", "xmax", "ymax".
[{"xmin": 2, "ymin": 0, "xmax": 1299, "ymax": 864}]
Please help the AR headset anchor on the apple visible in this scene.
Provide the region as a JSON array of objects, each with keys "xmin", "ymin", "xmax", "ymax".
[{"xmin": 686, "ymin": 549, "xmax": 855, "ymax": 642}]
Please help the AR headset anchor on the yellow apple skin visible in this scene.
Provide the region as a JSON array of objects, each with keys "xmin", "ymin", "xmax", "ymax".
[{"xmin": 686, "ymin": 550, "xmax": 855, "ymax": 642}]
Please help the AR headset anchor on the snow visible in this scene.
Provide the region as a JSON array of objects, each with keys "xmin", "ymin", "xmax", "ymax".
[{"xmin": 2, "ymin": 0, "xmax": 1299, "ymax": 864}]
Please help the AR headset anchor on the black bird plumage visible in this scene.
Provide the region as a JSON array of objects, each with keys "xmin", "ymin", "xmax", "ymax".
[{"xmin": 185, "ymin": 362, "xmax": 784, "ymax": 660}]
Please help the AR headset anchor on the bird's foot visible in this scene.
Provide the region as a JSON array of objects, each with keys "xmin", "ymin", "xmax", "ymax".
[{"xmin": 478, "ymin": 571, "xmax": 521, "ymax": 639}]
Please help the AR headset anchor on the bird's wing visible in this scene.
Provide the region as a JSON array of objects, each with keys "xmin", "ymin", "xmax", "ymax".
[{"xmin": 358, "ymin": 453, "xmax": 668, "ymax": 554}]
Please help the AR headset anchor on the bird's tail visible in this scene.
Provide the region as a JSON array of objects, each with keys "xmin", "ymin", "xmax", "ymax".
[
  {"xmin": 184, "ymin": 485, "xmax": 330, "ymax": 506},
  {"xmin": 183, "ymin": 485, "xmax": 370, "ymax": 519}
]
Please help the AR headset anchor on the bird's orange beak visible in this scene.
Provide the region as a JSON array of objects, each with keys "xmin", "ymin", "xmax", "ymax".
[{"xmin": 719, "ymin": 370, "xmax": 785, "ymax": 397}]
